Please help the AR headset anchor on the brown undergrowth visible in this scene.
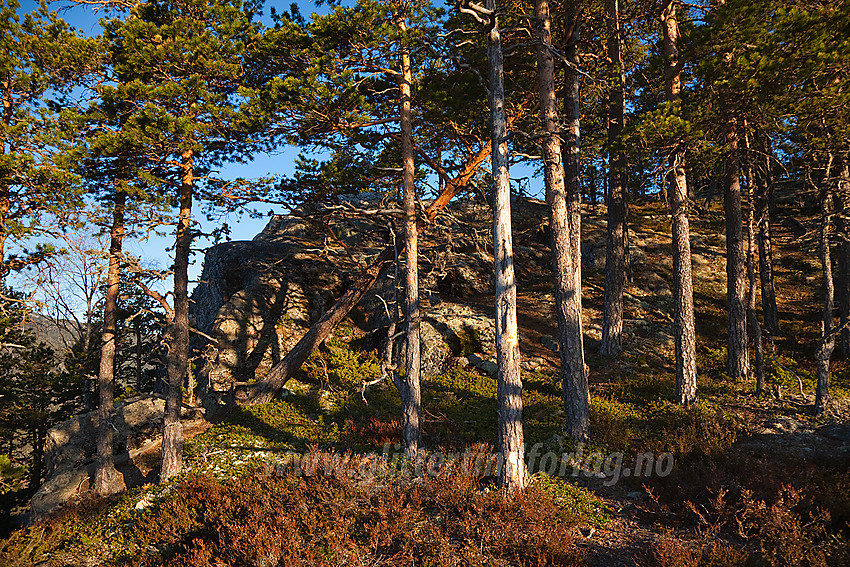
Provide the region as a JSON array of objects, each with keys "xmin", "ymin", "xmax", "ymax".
[
  {"xmin": 1, "ymin": 451, "xmax": 585, "ymax": 567},
  {"xmin": 4, "ymin": 203, "xmax": 850, "ymax": 566}
]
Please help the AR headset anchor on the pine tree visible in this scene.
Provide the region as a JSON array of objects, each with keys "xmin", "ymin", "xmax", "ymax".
[
  {"xmin": 600, "ymin": 0, "xmax": 628, "ymax": 357},
  {"xmin": 534, "ymin": 0, "xmax": 588, "ymax": 440},
  {"xmin": 485, "ymin": 0, "xmax": 525, "ymax": 492},
  {"xmin": 0, "ymin": 0, "xmax": 93, "ymax": 286},
  {"xmin": 101, "ymin": 0, "xmax": 267, "ymax": 481},
  {"xmin": 396, "ymin": 10, "xmax": 422, "ymax": 461},
  {"xmin": 661, "ymin": 0, "xmax": 697, "ymax": 404}
]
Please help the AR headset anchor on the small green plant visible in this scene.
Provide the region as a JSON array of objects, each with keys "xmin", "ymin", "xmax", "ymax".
[
  {"xmin": 534, "ymin": 474, "xmax": 611, "ymax": 528},
  {"xmin": 589, "ymin": 397, "xmax": 636, "ymax": 452},
  {"xmin": 304, "ymin": 341, "xmax": 381, "ymax": 390},
  {"xmin": 0, "ymin": 456, "xmax": 25, "ymax": 495},
  {"xmin": 450, "ymin": 325, "xmax": 482, "ymax": 356}
]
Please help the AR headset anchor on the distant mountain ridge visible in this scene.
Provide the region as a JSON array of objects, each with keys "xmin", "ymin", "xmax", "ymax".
[{"xmin": 24, "ymin": 313, "xmax": 81, "ymax": 356}]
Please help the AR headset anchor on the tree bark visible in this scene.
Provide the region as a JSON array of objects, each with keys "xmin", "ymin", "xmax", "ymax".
[
  {"xmin": 0, "ymin": 81, "xmax": 11, "ymax": 288},
  {"xmin": 601, "ymin": 0, "xmax": 627, "ymax": 357},
  {"xmin": 744, "ymin": 152, "xmax": 765, "ymax": 395},
  {"xmin": 161, "ymin": 148, "xmax": 193, "ymax": 483},
  {"xmin": 834, "ymin": 160, "xmax": 850, "ymax": 356},
  {"xmin": 713, "ymin": 0, "xmax": 747, "ymax": 382},
  {"xmin": 93, "ymin": 189, "xmax": 125, "ymax": 496},
  {"xmin": 535, "ymin": 0, "xmax": 588, "ymax": 441},
  {"xmin": 487, "ymin": 0, "xmax": 525, "ymax": 492},
  {"xmin": 243, "ymin": 140, "xmax": 496, "ymax": 405},
  {"xmin": 135, "ymin": 319, "xmax": 143, "ymax": 390},
  {"xmin": 396, "ymin": 14, "xmax": 421, "ymax": 460},
  {"xmin": 816, "ymin": 154, "xmax": 835, "ymax": 416},
  {"xmin": 588, "ymin": 165, "xmax": 597, "ymax": 208},
  {"xmin": 723, "ymin": 123, "xmax": 748, "ymax": 381},
  {"xmin": 756, "ymin": 137, "xmax": 780, "ymax": 335},
  {"xmin": 662, "ymin": 0, "xmax": 697, "ymax": 405}
]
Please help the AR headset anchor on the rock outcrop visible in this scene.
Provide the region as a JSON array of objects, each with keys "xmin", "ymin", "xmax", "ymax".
[
  {"xmin": 31, "ymin": 394, "xmax": 206, "ymax": 518},
  {"xmin": 190, "ymin": 195, "xmax": 553, "ymax": 412}
]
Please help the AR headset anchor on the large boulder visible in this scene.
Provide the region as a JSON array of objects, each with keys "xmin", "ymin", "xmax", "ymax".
[
  {"xmin": 190, "ymin": 195, "xmax": 552, "ymax": 411},
  {"xmin": 31, "ymin": 394, "xmax": 206, "ymax": 518}
]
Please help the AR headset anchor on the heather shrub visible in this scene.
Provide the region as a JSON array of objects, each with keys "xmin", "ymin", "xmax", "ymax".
[{"xmin": 109, "ymin": 457, "xmax": 584, "ymax": 567}]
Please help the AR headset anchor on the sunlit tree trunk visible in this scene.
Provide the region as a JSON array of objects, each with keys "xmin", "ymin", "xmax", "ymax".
[
  {"xmin": 0, "ymin": 81, "xmax": 10, "ymax": 288},
  {"xmin": 93, "ymin": 189, "xmax": 125, "ymax": 496},
  {"xmin": 396, "ymin": 13, "xmax": 421, "ymax": 460},
  {"xmin": 662, "ymin": 0, "xmax": 697, "ymax": 405},
  {"xmin": 535, "ymin": 0, "xmax": 588, "ymax": 440},
  {"xmin": 487, "ymin": 0, "xmax": 525, "ymax": 492}
]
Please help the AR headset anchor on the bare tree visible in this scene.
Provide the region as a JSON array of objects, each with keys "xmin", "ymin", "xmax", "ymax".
[{"xmin": 24, "ymin": 228, "xmax": 109, "ymax": 354}]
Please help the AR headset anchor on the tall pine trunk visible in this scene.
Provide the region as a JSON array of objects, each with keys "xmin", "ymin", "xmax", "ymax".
[
  {"xmin": 397, "ymin": 14, "xmax": 421, "ymax": 460},
  {"xmin": 93, "ymin": 189, "xmax": 126, "ymax": 496},
  {"xmin": 816, "ymin": 154, "xmax": 835, "ymax": 416},
  {"xmin": 723, "ymin": 123, "xmax": 748, "ymax": 380},
  {"xmin": 535, "ymin": 0, "xmax": 588, "ymax": 441},
  {"xmin": 714, "ymin": 0, "xmax": 747, "ymax": 382},
  {"xmin": 487, "ymin": 0, "xmax": 525, "ymax": 492},
  {"xmin": 835, "ymin": 161, "xmax": 850, "ymax": 356},
  {"xmin": 601, "ymin": 0, "xmax": 627, "ymax": 356},
  {"xmin": 744, "ymin": 151, "xmax": 766, "ymax": 395},
  {"xmin": 0, "ymin": 82, "xmax": 10, "ymax": 288},
  {"xmin": 756, "ymin": 137, "xmax": 780, "ymax": 335},
  {"xmin": 161, "ymin": 148, "xmax": 193, "ymax": 482},
  {"xmin": 563, "ymin": 1, "xmax": 588, "ymax": 439},
  {"xmin": 662, "ymin": 0, "xmax": 697, "ymax": 405}
]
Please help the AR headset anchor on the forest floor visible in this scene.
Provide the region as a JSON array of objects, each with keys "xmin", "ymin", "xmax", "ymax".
[{"xmin": 1, "ymin": 200, "xmax": 849, "ymax": 566}]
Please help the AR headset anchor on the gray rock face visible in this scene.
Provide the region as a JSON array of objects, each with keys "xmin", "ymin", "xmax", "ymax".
[
  {"xmin": 191, "ymin": 213, "xmax": 395, "ymax": 411},
  {"xmin": 190, "ymin": 196, "xmax": 551, "ymax": 409},
  {"xmin": 31, "ymin": 394, "xmax": 206, "ymax": 518},
  {"xmin": 420, "ymin": 302, "xmax": 496, "ymax": 376}
]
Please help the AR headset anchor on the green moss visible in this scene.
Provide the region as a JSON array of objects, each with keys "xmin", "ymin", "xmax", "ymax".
[
  {"xmin": 186, "ymin": 399, "xmax": 342, "ymax": 474},
  {"xmin": 449, "ymin": 325, "xmax": 482, "ymax": 356},
  {"xmin": 302, "ymin": 340, "xmax": 381, "ymax": 391},
  {"xmin": 765, "ymin": 355, "xmax": 817, "ymax": 394},
  {"xmin": 534, "ymin": 474, "xmax": 611, "ymax": 528},
  {"xmin": 429, "ymin": 366, "xmax": 496, "ymax": 398}
]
